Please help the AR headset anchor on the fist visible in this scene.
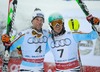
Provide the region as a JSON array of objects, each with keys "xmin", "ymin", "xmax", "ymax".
[
  {"xmin": 86, "ymin": 15, "xmax": 100, "ymax": 25},
  {"xmin": 1, "ymin": 34, "xmax": 10, "ymax": 43},
  {"xmin": 93, "ymin": 17, "xmax": 100, "ymax": 25}
]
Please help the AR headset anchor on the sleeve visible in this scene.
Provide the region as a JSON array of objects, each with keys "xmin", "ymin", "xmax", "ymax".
[
  {"xmin": 10, "ymin": 34, "xmax": 25, "ymax": 53},
  {"xmin": 45, "ymin": 30, "xmax": 51, "ymax": 54},
  {"xmin": 73, "ymin": 30, "xmax": 98, "ymax": 42},
  {"xmin": 45, "ymin": 42, "xmax": 50, "ymax": 54}
]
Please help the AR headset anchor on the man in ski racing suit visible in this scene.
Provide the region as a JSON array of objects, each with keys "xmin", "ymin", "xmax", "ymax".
[
  {"xmin": 1, "ymin": 8, "xmax": 49, "ymax": 72},
  {"xmin": 13, "ymin": 8, "xmax": 50, "ymax": 72},
  {"xmin": 47, "ymin": 13, "xmax": 99, "ymax": 72}
]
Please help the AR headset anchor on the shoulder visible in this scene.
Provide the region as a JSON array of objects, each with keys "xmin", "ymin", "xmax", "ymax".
[
  {"xmin": 66, "ymin": 31, "xmax": 72, "ymax": 34},
  {"xmin": 18, "ymin": 28, "xmax": 31, "ymax": 36},
  {"xmin": 42, "ymin": 29, "xmax": 50, "ymax": 36},
  {"xmin": 42, "ymin": 29, "xmax": 49, "ymax": 33},
  {"xmin": 65, "ymin": 31, "xmax": 72, "ymax": 35}
]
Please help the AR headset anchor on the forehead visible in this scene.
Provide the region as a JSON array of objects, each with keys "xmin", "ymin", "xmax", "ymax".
[
  {"xmin": 51, "ymin": 19, "xmax": 63, "ymax": 24},
  {"xmin": 34, "ymin": 16, "xmax": 44, "ymax": 20},
  {"xmin": 52, "ymin": 19, "xmax": 62, "ymax": 22},
  {"xmin": 51, "ymin": 20, "xmax": 63, "ymax": 24}
]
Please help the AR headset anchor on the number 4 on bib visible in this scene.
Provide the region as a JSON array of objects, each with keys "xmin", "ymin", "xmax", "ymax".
[{"xmin": 35, "ymin": 46, "xmax": 42, "ymax": 53}]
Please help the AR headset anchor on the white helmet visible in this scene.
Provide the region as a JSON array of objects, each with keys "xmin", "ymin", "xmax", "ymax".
[{"xmin": 32, "ymin": 8, "xmax": 44, "ymax": 22}]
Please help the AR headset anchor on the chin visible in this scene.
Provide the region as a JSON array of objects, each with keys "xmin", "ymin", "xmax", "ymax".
[
  {"xmin": 57, "ymin": 31, "xmax": 62, "ymax": 34},
  {"xmin": 36, "ymin": 28, "xmax": 42, "ymax": 31}
]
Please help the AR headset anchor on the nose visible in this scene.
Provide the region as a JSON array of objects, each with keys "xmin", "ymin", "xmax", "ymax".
[
  {"xmin": 55, "ymin": 23, "xmax": 60, "ymax": 27},
  {"xmin": 37, "ymin": 20, "xmax": 43, "ymax": 25}
]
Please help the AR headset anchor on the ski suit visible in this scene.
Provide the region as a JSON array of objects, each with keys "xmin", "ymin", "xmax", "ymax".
[
  {"xmin": 10, "ymin": 28, "xmax": 49, "ymax": 72},
  {"xmin": 48, "ymin": 30, "xmax": 98, "ymax": 72}
]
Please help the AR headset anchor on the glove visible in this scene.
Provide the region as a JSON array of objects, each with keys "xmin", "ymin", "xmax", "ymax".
[
  {"xmin": 1, "ymin": 34, "xmax": 10, "ymax": 43},
  {"xmin": 86, "ymin": 15, "xmax": 100, "ymax": 25},
  {"xmin": 17, "ymin": 46, "xmax": 22, "ymax": 55}
]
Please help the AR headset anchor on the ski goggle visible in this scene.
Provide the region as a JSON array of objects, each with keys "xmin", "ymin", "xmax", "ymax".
[
  {"xmin": 50, "ymin": 19, "xmax": 63, "ymax": 27},
  {"xmin": 32, "ymin": 29, "xmax": 43, "ymax": 38}
]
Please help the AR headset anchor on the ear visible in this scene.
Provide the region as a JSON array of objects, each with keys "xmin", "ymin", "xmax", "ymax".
[
  {"xmin": 50, "ymin": 26, "xmax": 53, "ymax": 30},
  {"xmin": 31, "ymin": 20, "xmax": 33, "ymax": 24},
  {"xmin": 49, "ymin": 23, "xmax": 53, "ymax": 29},
  {"xmin": 49, "ymin": 23, "xmax": 52, "ymax": 26}
]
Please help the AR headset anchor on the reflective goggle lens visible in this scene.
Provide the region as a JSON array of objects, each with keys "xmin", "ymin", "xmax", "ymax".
[
  {"xmin": 51, "ymin": 19, "xmax": 63, "ymax": 27},
  {"xmin": 32, "ymin": 29, "xmax": 43, "ymax": 38}
]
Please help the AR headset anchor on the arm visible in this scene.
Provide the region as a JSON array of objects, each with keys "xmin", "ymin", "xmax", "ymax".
[
  {"xmin": 45, "ymin": 42, "xmax": 50, "ymax": 54},
  {"xmin": 45, "ymin": 30, "xmax": 51, "ymax": 54},
  {"xmin": 73, "ymin": 30, "xmax": 98, "ymax": 42},
  {"xmin": 10, "ymin": 34, "xmax": 24, "ymax": 52}
]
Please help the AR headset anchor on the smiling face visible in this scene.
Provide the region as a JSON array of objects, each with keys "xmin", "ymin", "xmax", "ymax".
[
  {"xmin": 50, "ymin": 19, "xmax": 63, "ymax": 34},
  {"xmin": 32, "ymin": 16, "xmax": 44, "ymax": 31}
]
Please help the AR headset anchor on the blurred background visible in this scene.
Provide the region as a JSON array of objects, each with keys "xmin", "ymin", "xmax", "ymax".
[{"xmin": 0, "ymin": 0, "xmax": 100, "ymax": 71}]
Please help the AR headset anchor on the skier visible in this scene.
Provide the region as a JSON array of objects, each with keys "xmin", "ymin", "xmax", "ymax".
[
  {"xmin": 47, "ymin": 13, "xmax": 99, "ymax": 72},
  {"xmin": 1, "ymin": 8, "xmax": 50, "ymax": 72}
]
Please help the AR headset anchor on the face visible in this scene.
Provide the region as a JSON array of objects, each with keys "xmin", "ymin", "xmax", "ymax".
[
  {"xmin": 50, "ymin": 19, "xmax": 63, "ymax": 34},
  {"xmin": 32, "ymin": 17, "xmax": 44, "ymax": 31}
]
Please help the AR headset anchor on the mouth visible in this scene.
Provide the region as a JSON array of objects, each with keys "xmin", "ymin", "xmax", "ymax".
[{"xmin": 56, "ymin": 27, "xmax": 62, "ymax": 31}]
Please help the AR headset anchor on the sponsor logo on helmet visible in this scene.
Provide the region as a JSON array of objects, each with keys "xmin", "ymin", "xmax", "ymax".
[{"xmin": 36, "ymin": 13, "xmax": 44, "ymax": 18}]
